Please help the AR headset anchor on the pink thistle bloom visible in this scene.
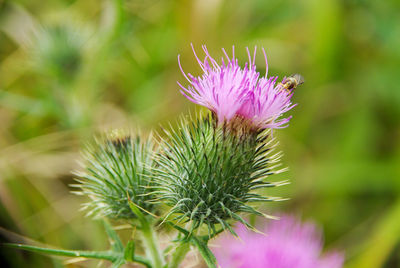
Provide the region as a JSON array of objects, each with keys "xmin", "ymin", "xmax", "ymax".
[
  {"xmin": 178, "ymin": 45, "xmax": 296, "ymax": 130},
  {"xmin": 212, "ymin": 215, "xmax": 344, "ymax": 268}
]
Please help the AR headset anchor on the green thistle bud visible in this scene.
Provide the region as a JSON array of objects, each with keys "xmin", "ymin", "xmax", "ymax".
[
  {"xmin": 33, "ymin": 25, "xmax": 84, "ymax": 82},
  {"xmin": 154, "ymin": 113, "xmax": 286, "ymax": 235},
  {"xmin": 74, "ymin": 130, "xmax": 157, "ymax": 220}
]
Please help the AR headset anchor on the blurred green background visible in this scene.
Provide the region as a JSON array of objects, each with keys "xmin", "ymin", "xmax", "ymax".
[{"xmin": 0, "ymin": 0, "xmax": 399, "ymax": 267}]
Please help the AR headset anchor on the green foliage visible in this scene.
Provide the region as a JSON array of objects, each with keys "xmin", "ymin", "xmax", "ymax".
[
  {"xmin": 154, "ymin": 113, "xmax": 285, "ymax": 234},
  {"xmin": 74, "ymin": 131, "xmax": 157, "ymax": 219},
  {"xmin": 1, "ymin": 0, "xmax": 400, "ymax": 267}
]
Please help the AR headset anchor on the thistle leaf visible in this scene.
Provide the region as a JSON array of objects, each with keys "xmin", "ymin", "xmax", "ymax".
[
  {"xmin": 123, "ymin": 241, "xmax": 135, "ymax": 262},
  {"xmin": 103, "ymin": 220, "xmax": 124, "ymax": 253},
  {"xmin": 4, "ymin": 243, "xmax": 118, "ymax": 262}
]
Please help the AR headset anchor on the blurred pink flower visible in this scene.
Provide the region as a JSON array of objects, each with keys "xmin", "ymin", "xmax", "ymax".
[
  {"xmin": 212, "ymin": 215, "xmax": 344, "ymax": 268},
  {"xmin": 178, "ymin": 45, "xmax": 296, "ymax": 130}
]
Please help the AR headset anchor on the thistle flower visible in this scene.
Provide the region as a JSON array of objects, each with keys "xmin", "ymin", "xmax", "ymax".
[
  {"xmin": 154, "ymin": 114, "xmax": 286, "ymax": 234},
  {"xmin": 73, "ymin": 130, "xmax": 157, "ymax": 219},
  {"xmin": 212, "ymin": 215, "xmax": 344, "ymax": 268},
  {"xmin": 178, "ymin": 45, "xmax": 296, "ymax": 130}
]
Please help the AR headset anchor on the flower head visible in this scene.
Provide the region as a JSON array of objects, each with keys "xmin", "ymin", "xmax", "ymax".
[
  {"xmin": 178, "ymin": 45, "xmax": 296, "ymax": 130},
  {"xmin": 212, "ymin": 215, "xmax": 344, "ymax": 268}
]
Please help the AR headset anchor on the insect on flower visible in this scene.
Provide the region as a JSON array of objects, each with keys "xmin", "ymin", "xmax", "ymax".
[{"xmin": 278, "ymin": 74, "xmax": 304, "ymax": 93}]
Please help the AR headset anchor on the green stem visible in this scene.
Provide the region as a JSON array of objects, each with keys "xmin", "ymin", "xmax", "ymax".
[
  {"xmin": 110, "ymin": 0, "xmax": 125, "ymax": 40},
  {"xmin": 140, "ymin": 218, "xmax": 165, "ymax": 268},
  {"xmin": 190, "ymin": 237, "xmax": 217, "ymax": 268},
  {"xmin": 168, "ymin": 242, "xmax": 190, "ymax": 268},
  {"xmin": 6, "ymin": 243, "xmax": 152, "ymax": 268},
  {"xmin": 5, "ymin": 243, "xmax": 117, "ymax": 261},
  {"xmin": 166, "ymin": 221, "xmax": 219, "ymax": 268}
]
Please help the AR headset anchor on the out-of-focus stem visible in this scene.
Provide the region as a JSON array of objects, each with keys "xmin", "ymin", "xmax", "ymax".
[
  {"xmin": 140, "ymin": 218, "xmax": 165, "ymax": 268},
  {"xmin": 168, "ymin": 241, "xmax": 190, "ymax": 268}
]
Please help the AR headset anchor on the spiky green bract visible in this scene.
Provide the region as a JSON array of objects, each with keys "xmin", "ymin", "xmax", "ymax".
[
  {"xmin": 74, "ymin": 131, "xmax": 157, "ymax": 220},
  {"xmin": 155, "ymin": 113, "xmax": 284, "ymax": 235}
]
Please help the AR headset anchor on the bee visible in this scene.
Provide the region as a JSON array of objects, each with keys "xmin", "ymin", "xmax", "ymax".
[{"xmin": 279, "ymin": 74, "xmax": 304, "ymax": 92}]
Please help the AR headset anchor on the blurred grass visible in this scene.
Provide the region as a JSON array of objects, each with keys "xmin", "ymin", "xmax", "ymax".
[{"xmin": 0, "ymin": 0, "xmax": 399, "ymax": 267}]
